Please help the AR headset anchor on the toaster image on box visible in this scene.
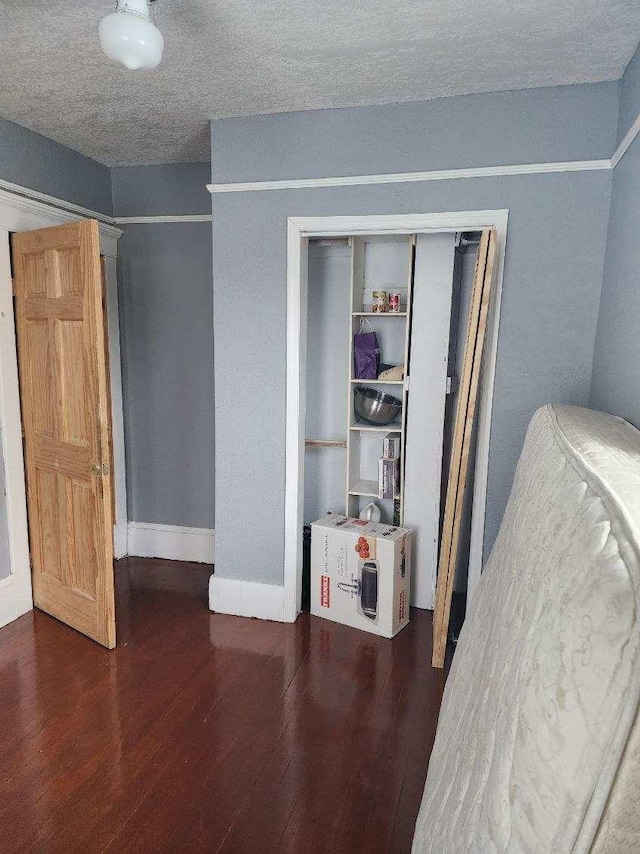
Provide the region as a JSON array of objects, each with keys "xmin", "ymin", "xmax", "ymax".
[{"xmin": 338, "ymin": 559, "xmax": 379, "ymax": 622}]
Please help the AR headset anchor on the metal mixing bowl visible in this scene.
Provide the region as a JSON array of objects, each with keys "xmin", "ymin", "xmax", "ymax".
[{"xmin": 353, "ymin": 386, "xmax": 402, "ymax": 426}]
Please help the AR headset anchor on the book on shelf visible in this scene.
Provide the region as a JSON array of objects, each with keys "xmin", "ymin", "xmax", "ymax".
[
  {"xmin": 383, "ymin": 431, "xmax": 401, "ymax": 459},
  {"xmin": 378, "ymin": 456, "xmax": 399, "ymax": 500}
]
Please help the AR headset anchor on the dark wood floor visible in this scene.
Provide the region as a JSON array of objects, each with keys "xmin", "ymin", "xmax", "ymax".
[{"xmin": 0, "ymin": 558, "xmax": 446, "ymax": 853}]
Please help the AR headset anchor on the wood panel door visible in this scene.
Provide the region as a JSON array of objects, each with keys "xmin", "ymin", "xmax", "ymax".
[{"xmin": 11, "ymin": 221, "xmax": 116, "ymax": 648}]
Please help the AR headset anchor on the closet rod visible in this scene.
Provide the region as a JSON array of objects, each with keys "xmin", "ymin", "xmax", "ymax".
[{"xmin": 305, "ymin": 439, "xmax": 347, "ymax": 448}]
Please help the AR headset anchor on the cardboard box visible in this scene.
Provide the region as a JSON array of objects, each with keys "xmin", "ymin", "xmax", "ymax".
[{"xmin": 310, "ymin": 514, "xmax": 412, "ymax": 638}]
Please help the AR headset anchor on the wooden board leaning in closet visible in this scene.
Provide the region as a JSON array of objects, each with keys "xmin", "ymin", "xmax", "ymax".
[{"xmin": 432, "ymin": 228, "xmax": 497, "ymax": 668}]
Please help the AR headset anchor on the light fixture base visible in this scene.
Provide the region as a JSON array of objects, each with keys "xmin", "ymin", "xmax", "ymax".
[
  {"xmin": 99, "ymin": 0, "xmax": 164, "ymax": 70},
  {"xmin": 116, "ymin": 0, "xmax": 151, "ymax": 19}
]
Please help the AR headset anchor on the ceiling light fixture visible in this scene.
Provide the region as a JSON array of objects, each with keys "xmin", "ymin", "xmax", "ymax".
[{"xmin": 99, "ymin": 0, "xmax": 164, "ymax": 71}]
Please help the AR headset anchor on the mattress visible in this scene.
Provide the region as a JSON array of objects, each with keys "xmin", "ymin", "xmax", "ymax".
[{"xmin": 413, "ymin": 405, "xmax": 640, "ymax": 853}]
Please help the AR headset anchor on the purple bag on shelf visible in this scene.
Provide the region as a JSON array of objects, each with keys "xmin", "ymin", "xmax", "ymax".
[{"xmin": 353, "ymin": 318, "xmax": 381, "ymax": 379}]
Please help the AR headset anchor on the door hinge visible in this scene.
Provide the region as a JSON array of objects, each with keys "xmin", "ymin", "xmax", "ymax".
[{"xmin": 446, "ymin": 375, "xmax": 458, "ymax": 395}]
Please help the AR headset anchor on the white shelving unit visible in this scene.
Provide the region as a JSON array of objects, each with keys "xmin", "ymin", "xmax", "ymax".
[{"xmin": 345, "ymin": 235, "xmax": 415, "ymax": 525}]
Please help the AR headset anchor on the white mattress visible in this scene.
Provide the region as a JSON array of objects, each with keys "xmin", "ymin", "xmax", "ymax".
[{"xmin": 413, "ymin": 405, "xmax": 640, "ymax": 853}]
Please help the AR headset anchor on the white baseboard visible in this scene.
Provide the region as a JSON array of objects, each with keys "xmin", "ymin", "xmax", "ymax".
[
  {"xmin": 127, "ymin": 522, "xmax": 215, "ymax": 564},
  {"xmin": 114, "ymin": 521, "xmax": 128, "ymax": 559},
  {"xmin": 0, "ymin": 577, "xmax": 17, "ymax": 629},
  {"xmin": 0, "ymin": 576, "xmax": 30, "ymax": 630},
  {"xmin": 209, "ymin": 576, "xmax": 287, "ymax": 622}
]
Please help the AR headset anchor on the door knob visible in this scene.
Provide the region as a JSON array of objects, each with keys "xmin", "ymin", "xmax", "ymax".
[{"xmin": 90, "ymin": 462, "xmax": 101, "ymax": 475}]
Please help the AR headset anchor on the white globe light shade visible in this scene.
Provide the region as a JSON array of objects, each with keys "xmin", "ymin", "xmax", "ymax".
[{"xmin": 99, "ymin": 0, "xmax": 164, "ymax": 71}]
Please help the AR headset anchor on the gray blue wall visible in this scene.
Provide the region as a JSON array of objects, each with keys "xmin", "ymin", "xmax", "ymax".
[
  {"xmin": 211, "ymin": 82, "xmax": 617, "ymax": 587},
  {"xmin": 616, "ymin": 44, "xmax": 640, "ymax": 151},
  {"xmin": 591, "ymin": 44, "xmax": 640, "ymax": 423},
  {"xmin": 112, "ymin": 164, "xmax": 214, "ymax": 528},
  {"xmin": 212, "ymin": 84, "xmax": 616, "ymax": 181},
  {"xmin": 0, "ymin": 122, "xmax": 214, "ymax": 535},
  {"xmin": 0, "ymin": 117, "xmax": 112, "ymax": 215},
  {"xmin": 111, "ymin": 163, "xmax": 211, "ymax": 217}
]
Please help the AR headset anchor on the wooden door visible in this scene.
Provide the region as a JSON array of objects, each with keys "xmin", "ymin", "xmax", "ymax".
[{"xmin": 12, "ymin": 220, "xmax": 116, "ymax": 648}]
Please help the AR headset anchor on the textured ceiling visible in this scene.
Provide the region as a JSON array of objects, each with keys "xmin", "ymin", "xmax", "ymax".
[{"xmin": 0, "ymin": 0, "xmax": 638, "ymax": 166}]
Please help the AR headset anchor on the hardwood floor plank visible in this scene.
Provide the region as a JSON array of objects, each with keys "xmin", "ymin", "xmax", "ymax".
[{"xmin": 0, "ymin": 557, "xmax": 446, "ymax": 853}]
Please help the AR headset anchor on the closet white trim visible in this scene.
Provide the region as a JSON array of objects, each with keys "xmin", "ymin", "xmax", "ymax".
[
  {"xmin": 208, "ymin": 159, "xmax": 611, "ymax": 195},
  {"xmin": 0, "ymin": 177, "xmax": 115, "ymax": 225},
  {"xmin": 284, "ymin": 210, "xmax": 509, "ymax": 623},
  {"xmin": 611, "ymin": 113, "xmax": 640, "ymax": 167}
]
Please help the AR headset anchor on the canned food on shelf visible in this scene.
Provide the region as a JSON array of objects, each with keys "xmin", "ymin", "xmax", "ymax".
[
  {"xmin": 372, "ymin": 291, "xmax": 387, "ymax": 313},
  {"xmin": 388, "ymin": 293, "xmax": 401, "ymax": 312}
]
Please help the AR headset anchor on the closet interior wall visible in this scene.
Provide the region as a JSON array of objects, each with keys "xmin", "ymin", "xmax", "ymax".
[{"xmin": 304, "ymin": 239, "xmax": 351, "ymax": 524}]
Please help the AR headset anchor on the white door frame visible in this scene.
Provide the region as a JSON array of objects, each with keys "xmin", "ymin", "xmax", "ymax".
[
  {"xmin": 0, "ymin": 187, "xmax": 126, "ymax": 629},
  {"xmin": 284, "ymin": 210, "xmax": 509, "ymax": 623}
]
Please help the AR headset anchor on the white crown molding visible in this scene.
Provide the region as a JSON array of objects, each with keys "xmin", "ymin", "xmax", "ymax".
[
  {"xmin": 0, "ymin": 177, "xmax": 116, "ymax": 225},
  {"xmin": 207, "ymin": 159, "xmax": 612, "ymax": 195},
  {"xmin": 209, "ymin": 575, "xmax": 287, "ymax": 622},
  {"xmin": 127, "ymin": 522, "xmax": 215, "ymax": 563},
  {"xmin": 0, "ymin": 177, "xmax": 212, "ymax": 229},
  {"xmin": 113, "ymin": 214, "xmax": 213, "ymax": 224},
  {"xmin": 611, "ymin": 113, "xmax": 640, "ymax": 168}
]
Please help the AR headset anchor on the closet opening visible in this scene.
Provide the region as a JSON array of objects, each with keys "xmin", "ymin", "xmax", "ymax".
[{"xmin": 285, "ymin": 212, "xmax": 508, "ymax": 647}]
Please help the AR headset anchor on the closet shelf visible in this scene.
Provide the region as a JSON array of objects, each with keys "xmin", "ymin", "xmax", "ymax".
[
  {"xmin": 352, "ymin": 311, "xmax": 407, "ymax": 317},
  {"xmin": 350, "ymin": 379, "xmax": 404, "ymax": 385},
  {"xmin": 349, "ymin": 422, "xmax": 403, "ymax": 433},
  {"xmin": 349, "ymin": 479, "xmax": 400, "ymax": 500}
]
